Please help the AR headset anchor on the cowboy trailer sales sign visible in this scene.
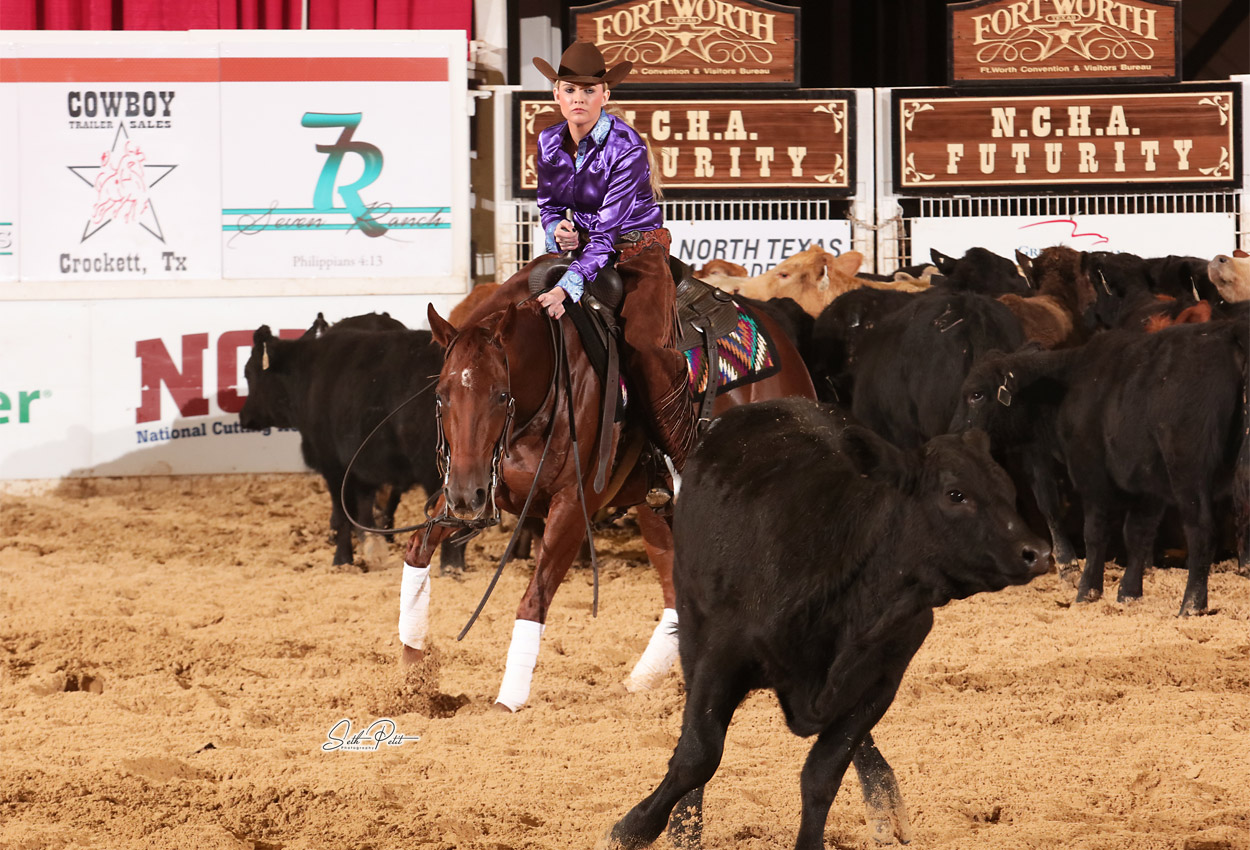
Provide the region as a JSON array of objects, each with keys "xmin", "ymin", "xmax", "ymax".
[{"xmin": 14, "ymin": 42, "xmax": 223, "ymax": 282}]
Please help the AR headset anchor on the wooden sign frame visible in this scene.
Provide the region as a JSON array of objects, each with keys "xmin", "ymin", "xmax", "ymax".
[
  {"xmin": 514, "ymin": 89, "xmax": 855, "ymax": 198},
  {"xmin": 569, "ymin": 0, "xmax": 801, "ymax": 89},
  {"xmin": 893, "ymin": 83, "xmax": 1240, "ymax": 194},
  {"xmin": 947, "ymin": 0, "xmax": 1181, "ymax": 87}
]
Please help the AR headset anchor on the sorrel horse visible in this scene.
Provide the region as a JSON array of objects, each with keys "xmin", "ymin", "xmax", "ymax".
[{"xmin": 398, "ymin": 294, "xmax": 814, "ymax": 713}]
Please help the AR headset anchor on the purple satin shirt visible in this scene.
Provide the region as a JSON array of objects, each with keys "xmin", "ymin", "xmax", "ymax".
[{"xmin": 537, "ymin": 113, "xmax": 663, "ymax": 294}]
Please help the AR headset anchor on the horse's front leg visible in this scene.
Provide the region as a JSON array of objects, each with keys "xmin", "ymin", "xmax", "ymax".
[
  {"xmin": 398, "ymin": 517, "xmax": 456, "ymax": 667},
  {"xmin": 625, "ymin": 505, "xmax": 680, "ymax": 693},
  {"xmin": 495, "ymin": 494, "xmax": 588, "ymax": 712}
]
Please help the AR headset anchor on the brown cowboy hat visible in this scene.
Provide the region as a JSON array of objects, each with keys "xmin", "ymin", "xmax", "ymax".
[{"xmin": 533, "ymin": 41, "xmax": 632, "ymax": 87}]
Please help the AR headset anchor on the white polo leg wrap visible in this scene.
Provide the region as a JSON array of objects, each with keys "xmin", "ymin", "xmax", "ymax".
[
  {"xmin": 495, "ymin": 619, "xmax": 545, "ymax": 711},
  {"xmin": 625, "ymin": 607, "xmax": 680, "ymax": 693},
  {"xmin": 398, "ymin": 564, "xmax": 431, "ymax": 650}
]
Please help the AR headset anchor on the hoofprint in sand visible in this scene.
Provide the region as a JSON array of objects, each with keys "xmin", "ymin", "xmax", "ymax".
[{"xmin": 2, "ymin": 474, "xmax": 1247, "ymax": 849}]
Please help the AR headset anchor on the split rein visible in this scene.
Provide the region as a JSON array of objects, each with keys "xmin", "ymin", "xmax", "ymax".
[{"xmin": 338, "ymin": 302, "xmax": 603, "ymax": 640}]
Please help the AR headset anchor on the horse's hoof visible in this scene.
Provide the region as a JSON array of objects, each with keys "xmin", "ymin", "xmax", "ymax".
[
  {"xmin": 492, "ymin": 701, "xmax": 516, "ymax": 714},
  {"xmin": 400, "ymin": 644, "xmax": 425, "ymax": 666}
]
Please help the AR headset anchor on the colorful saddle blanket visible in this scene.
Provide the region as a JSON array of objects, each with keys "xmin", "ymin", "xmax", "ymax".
[{"xmin": 684, "ymin": 305, "xmax": 780, "ymax": 396}]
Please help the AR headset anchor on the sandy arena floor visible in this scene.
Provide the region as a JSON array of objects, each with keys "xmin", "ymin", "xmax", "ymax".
[{"xmin": 1, "ymin": 474, "xmax": 1248, "ymax": 850}]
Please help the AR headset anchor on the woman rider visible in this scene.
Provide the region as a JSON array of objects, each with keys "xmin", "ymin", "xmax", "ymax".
[{"xmin": 456, "ymin": 41, "xmax": 697, "ymax": 487}]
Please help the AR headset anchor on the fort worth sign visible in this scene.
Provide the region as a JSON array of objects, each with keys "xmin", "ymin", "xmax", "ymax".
[
  {"xmin": 947, "ymin": 0, "xmax": 1180, "ymax": 85},
  {"xmin": 516, "ymin": 92, "xmax": 853, "ymax": 195},
  {"xmin": 894, "ymin": 84, "xmax": 1239, "ymax": 192},
  {"xmin": 571, "ymin": 0, "xmax": 799, "ymax": 87}
]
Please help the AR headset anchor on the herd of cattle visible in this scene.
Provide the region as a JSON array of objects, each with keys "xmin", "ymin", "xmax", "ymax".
[
  {"xmin": 232, "ymin": 242, "xmax": 1247, "ymax": 847},
  {"xmin": 704, "ymin": 244, "xmax": 1249, "ymax": 616},
  {"xmin": 238, "ymin": 243, "xmax": 1248, "ymax": 616}
]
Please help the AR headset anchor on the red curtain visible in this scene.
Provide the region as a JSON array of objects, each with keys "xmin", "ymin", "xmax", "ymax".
[
  {"xmin": 0, "ymin": 0, "xmax": 470, "ymax": 32},
  {"xmin": 310, "ymin": 0, "xmax": 470, "ymax": 30}
]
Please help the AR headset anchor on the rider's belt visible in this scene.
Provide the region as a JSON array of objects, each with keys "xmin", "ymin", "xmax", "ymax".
[{"xmin": 616, "ymin": 227, "xmax": 671, "ymax": 264}]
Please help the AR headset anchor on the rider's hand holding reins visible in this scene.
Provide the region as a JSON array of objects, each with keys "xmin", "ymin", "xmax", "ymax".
[
  {"xmin": 553, "ymin": 220, "xmax": 579, "ymax": 252},
  {"xmin": 537, "ymin": 285, "xmax": 568, "ymax": 319}
]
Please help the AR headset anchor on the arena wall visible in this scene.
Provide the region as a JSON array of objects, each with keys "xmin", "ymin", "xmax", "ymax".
[{"xmin": 0, "ymin": 31, "xmax": 471, "ymax": 482}]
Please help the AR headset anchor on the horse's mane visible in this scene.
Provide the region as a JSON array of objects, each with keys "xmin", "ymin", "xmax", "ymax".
[{"xmin": 452, "ymin": 298, "xmax": 547, "ymax": 349}]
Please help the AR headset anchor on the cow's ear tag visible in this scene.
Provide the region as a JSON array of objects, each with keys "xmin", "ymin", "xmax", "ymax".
[
  {"xmin": 996, "ymin": 371, "xmax": 1013, "ymax": 406},
  {"xmin": 262, "ymin": 343, "xmax": 270, "ymax": 370}
]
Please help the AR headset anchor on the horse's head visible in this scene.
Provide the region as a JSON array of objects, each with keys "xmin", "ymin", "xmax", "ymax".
[
  {"xmin": 428, "ymin": 303, "xmax": 516, "ymax": 521},
  {"xmin": 430, "ymin": 301, "xmax": 556, "ymax": 523}
]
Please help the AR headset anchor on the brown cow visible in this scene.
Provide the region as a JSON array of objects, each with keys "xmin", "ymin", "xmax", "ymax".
[
  {"xmin": 1004, "ymin": 246, "xmax": 1097, "ymax": 349},
  {"xmin": 1208, "ymin": 250, "xmax": 1250, "ymax": 303},
  {"xmin": 702, "ymin": 247, "xmax": 928, "ymax": 318},
  {"xmin": 695, "ymin": 258, "xmax": 749, "ymax": 279},
  {"xmin": 1145, "ymin": 300, "xmax": 1214, "ymax": 332}
]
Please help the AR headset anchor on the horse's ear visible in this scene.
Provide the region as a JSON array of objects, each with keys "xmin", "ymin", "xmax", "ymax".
[
  {"xmin": 493, "ymin": 303, "xmax": 519, "ymax": 347},
  {"xmin": 428, "ymin": 303, "xmax": 458, "ymax": 349}
]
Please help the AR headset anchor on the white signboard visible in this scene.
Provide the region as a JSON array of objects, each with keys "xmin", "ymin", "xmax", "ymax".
[
  {"xmin": 0, "ymin": 303, "xmax": 92, "ymax": 479},
  {"xmin": 15, "ymin": 41, "xmax": 223, "ymax": 282},
  {"xmin": 0, "ymin": 45, "xmax": 17, "ymax": 282},
  {"xmin": 529, "ymin": 219, "xmax": 856, "ymax": 278},
  {"xmin": 911, "ymin": 213, "xmax": 1237, "ymax": 262},
  {"xmin": 0, "ymin": 293, "xmax": 465, "ymax": 479},
  {"xmin": 219, "ymin": 41, "xmax": 456, "ymax": 279}
]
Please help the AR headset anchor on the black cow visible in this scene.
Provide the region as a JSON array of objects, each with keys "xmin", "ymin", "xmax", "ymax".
[
  {"xmin": 954, "ymin": 320, "xmax": 1248, "ymax": 615},
  {"xmin": 239, "ymin": 323, "xmax": 465, "ymax": 572},
  {"xmin": 303, "ymin": 310, "xmax": 405, "ymax": 339},
  {"xmin": 930, "ymin": 247, "xmax": 1030, "ymax": 296},
  {"xmin": 1143, "ymin": 254, "xmax": 1219, "ymax": 303},
  {"xmin": 300, "ymin": 311, "xmax": 411, "ymax": 536},
  {"xmin": 842, "ymin": 290, "xmax": 1025, "ymax": 448},
  {"xmin": 807, "ymin": 287, "xmax": 916, "ymax": 403},
  {"xmin": 1079, "ymin": 251, "xmax": 1224, "ymax": 331},
  {"xmin": 609, "ymin": 398, "xmax": 1049, "ymax": 850}
]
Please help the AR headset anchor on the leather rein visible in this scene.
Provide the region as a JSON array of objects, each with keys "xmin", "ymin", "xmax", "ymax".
[
  {"xmin": 455, "ymin": 305, "xmax": 603, "ymax": 640},
  {"xmin": 337, "ymin": 301, "xmax": 603, "ymax": 639}
]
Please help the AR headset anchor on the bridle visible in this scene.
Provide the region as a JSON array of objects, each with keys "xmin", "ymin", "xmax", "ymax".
[
  {"xmin": 453, "ymin": 304, "xmax": 604, "ymax": 640},
  {"xmin": 428, "ymin": 378, "xmax": 516, "ymax": 531},
  {"xmin": 428, "ymin": 305, "xmax": 560, "ymax": 532}
]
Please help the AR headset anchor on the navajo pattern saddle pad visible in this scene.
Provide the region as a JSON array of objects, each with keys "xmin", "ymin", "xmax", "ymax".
[{"xmin": 684, "ymin": 306, "xmax": 780, "ymax": 396}]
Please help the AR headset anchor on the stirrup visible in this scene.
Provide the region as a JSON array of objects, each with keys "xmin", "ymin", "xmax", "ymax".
[
  {"xmin": 646, "ymin": 483, "xmax": 674, "ymax": 509},
  {"xmin": 644, "ymin": 451, "xmax": 680, "ymax": 508}
]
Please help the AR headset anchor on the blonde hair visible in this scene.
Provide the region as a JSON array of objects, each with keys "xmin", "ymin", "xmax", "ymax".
[{"xmin": 605, "ymin": 103, "xmax": 664, "ymax": 201}]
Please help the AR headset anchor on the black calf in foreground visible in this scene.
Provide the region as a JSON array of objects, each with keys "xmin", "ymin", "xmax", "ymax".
[{"xmin": 609, "ymin": 399, "xmax": 1050, "ymax": 850}]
